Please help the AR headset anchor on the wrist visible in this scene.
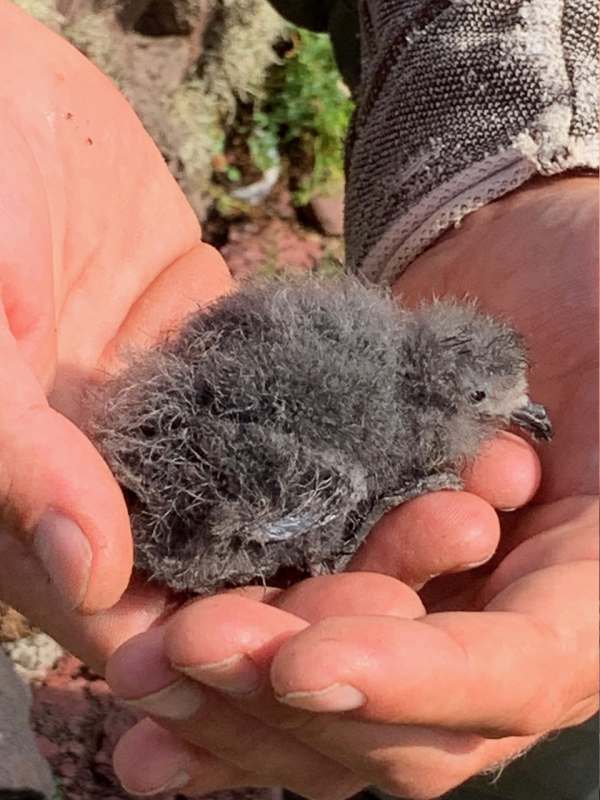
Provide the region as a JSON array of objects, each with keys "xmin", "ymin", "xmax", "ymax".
[{"xmin": 393, "ymin": 174, "xmax": 598, "ymax": 303}]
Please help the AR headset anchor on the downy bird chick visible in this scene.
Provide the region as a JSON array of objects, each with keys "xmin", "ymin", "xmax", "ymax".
[{"xmin": 86, "ymin": 276, "xmax": 552, "ymax": 594}]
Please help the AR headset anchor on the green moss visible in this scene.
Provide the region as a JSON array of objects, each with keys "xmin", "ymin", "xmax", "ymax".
[
  {"xmin": 169, "ymin": 77, "xmax": 225, "ymax": 190},
  {"xmin": 202, "ymin": 0, "xmax": 287, "ymax": 112},
  {"xmin": 168, "ymin": 0, "xmax": 286, "ymax": 214},
  {"xmin": 14, "ymin": 0, "xmax": 347, "ymax": 216},
  {"xmin": 63, "ymin": 11, "xmax": 125, "ymax": 84},
  {"xmin": 248, "ymin": 29, "xmax": 354, "ymax": 204},
  {"xmin": 12, "ymin": 0, "xmax": 64, "ymax": 30}
]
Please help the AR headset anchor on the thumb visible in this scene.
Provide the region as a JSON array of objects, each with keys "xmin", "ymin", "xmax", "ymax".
[{"xmin": 0, "ymin": 316, "xmax": 133, "ymax": 614}]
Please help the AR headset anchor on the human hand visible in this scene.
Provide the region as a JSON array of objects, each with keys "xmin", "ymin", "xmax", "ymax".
[
  {"xmin": 0, "ymin": 1, "xmax": 232, "ymax": 669},
  {"xmin": 0, "ymin": 0, "xmax": 538, "ymax": 677},
  {"xmin": 106, "ymin": 176, "xmax": 598, "ymax": 798}
]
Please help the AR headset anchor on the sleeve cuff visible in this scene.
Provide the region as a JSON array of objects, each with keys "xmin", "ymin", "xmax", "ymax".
[{"xmin": 345, "ymin": 0, "xmax": 598, "ymax": 283}]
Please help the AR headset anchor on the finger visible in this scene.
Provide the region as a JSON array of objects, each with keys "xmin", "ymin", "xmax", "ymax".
[
  {"xmin": 0, "ymin": 316, "xmax": 132, "ymax": 613},
  {"xmin": 462, "ymin": 432, "xmax": 541, "ymax": 510},
  {"xmin": 109, "ymin": 595, "xmax": 307, "ymax": 728},
  {"xmin": 98, "ymin": 243, "xmax": 233, "ymax": 373},
  {"xmin": 107, "ymin": 599, "xmax": 538, "ymax": 800},
  {"xmin": 349, "ymin": 491, "xmax": 501, "ymax": 587},
  {"xmin": 348, "ymin": 433, "xmax": 541, "ymax": 588},
  {"xmin": 113, "ymin": 717, "xmax": 259, "ymax": 796},
  {"xmin": 163, "ymin": 583, "xmax": 423, "ymax": 703},
  {"xmin": 108, "ymin": 577, "xmax": 424, "ymax": 734},
  {"xmin": 479, "ymin": 496, "xmax": 599, "ymax": 605},
  {"xmin": 0, "ymin": 529, "xmax": 169, "ymax": 673},
  {"xmin": 113, "ymin": 702, "xmax": 538, "ymax": 800},
  {"xmin": 226, "ymin": 573, "xmax": 425, "ymax": 621},
  {"xmin": 108, "ymin": 575, "xmax": 423, "ymax": 711},
  {"xmin": 270, "ymin": 572, "xmax": 426, "ymax": 621},
  {"xmin": 271, "ymin": 561, "xmax": 598, "ymax": 736},
  {"xmin": 108, "ymin": 626, "xmax": 363, "ymax": 799}
]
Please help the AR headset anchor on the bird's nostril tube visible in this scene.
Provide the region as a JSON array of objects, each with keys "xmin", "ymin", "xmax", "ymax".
[
  {"xmin": 511, "ymin": 400, "xmax": 553, "ymax": 441},
  {"xmin": 531, "ymin": 403, "xmax": 548, "ymax": 419}
]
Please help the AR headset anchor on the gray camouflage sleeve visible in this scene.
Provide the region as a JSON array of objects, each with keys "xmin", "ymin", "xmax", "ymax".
[{"xmin": 343, "ymin": 0, "xmax": 598, "ymax": 283}]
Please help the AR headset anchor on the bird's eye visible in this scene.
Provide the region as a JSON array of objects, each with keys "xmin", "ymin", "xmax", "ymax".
[{"xmin": 470, "ymin": 390, "xmax": 486, "ymax": 403}]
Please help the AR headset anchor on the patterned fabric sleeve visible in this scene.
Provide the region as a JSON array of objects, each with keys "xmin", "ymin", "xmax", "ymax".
[{"xmin": 343, "ymin": 0, "xmax": 598, "ymax": 282}]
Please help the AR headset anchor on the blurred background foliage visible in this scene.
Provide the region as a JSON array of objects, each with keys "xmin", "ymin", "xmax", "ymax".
[
  {"xmin": 15, "ymin": 0, "xmax": 353, "ymax": 224},
  {"xmin": 247, "ymin": 28, "xmax": 354, "ymax": 204}
]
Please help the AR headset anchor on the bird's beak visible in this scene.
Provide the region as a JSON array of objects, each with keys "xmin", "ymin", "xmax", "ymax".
[{"xmin": 511, "ymin": 400, "xmax": 553, "ymax": 441}]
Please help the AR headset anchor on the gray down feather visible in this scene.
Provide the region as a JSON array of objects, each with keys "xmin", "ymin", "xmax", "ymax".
[{"xmin": 86, "ymin": 275, "xmax": 551, "ymax": 594}]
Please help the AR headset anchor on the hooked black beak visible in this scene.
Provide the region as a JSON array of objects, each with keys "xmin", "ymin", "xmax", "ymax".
[{"xmin": 511, "ymin": 400, "xmax": 553, "ymax": 442}]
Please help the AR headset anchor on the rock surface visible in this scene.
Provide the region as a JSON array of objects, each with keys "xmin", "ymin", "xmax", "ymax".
[
  {"xmin": 31, "ymin": 654, "xmax": 279, "ymax": 800},
  {"xmin": 0, "ymin": 651, "xmax": 55, "ymax": 797},
  {"xmin": 3, "ymin": 633, "xmax": 64, "ymax": 681},
  {"xmin": 0, "ymin": 603, "xmax": 34, "ymax": 642}
]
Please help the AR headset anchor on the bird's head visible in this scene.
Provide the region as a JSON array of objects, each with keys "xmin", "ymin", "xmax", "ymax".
[{"xmin": 402, "ymin": 299, "xmax": 552, "ymax": 444}]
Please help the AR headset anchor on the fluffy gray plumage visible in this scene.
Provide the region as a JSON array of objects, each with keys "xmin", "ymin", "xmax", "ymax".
[{"xmin": 86, "ymin": 276, "xmax": 552, "ymax": 594}]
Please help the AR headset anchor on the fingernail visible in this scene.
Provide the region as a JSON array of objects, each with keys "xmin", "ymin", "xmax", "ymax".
[
  {"xmin": 499, "ymin": 507, "xmax": 517, "ymax": 513},
  {"xmin": 33, "ymin": 511, "xmax": 92, "ymax": 610},
  {"xmin": 277, "ymin": 682, "xmax": 366, "ymax": 712},
  {"xmin": 124, "ymin": 678, "xmax": 205, "ymax": 720},
  {"xmin": 123, "ymin": 769, "xmax": 190, "ymax": 796},
  {"xmin": 455, "ymin": 556, "xmax": 492, "ymax": 571},
  {"xmin": 176, "ymin": 653, "xmax": 261, "ymax": 695}
]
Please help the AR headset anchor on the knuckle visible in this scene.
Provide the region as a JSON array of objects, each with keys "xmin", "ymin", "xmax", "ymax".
[
  {"xmin": 0, "ymin": 467, "xmax": 29, "ymax": 540},
  {"xmin": 0, "ymin": 403, "xmax": 49, "ymax": 529}
]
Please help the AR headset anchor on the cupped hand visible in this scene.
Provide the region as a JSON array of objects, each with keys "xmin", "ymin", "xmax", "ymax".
[
  {"xmin": 0, "ymin": 1, "xmax": 231, "ymax": 666},
  {"xmin": 0, "ymin": 0, "xmax": 536, "ymax": 677},
  {"xmin": 3, "ymin": 8, "xmax": 595, "ymax": 796},
  {"xmin": 107, "ymin": 176, "xmax": 598, "ymax": 799}
]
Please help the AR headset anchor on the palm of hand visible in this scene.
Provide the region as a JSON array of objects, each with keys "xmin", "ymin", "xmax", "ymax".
[
  {"xmin": 393, "ymin": 176, "xmax": 598, "ymax": 728},
  {"xmin": 397, "ymin": 176, "xmax": 597, "ymax": 610},
  {"xmin": 0, "ymin": 0, "xmax": 231, "ymax": 668}
]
